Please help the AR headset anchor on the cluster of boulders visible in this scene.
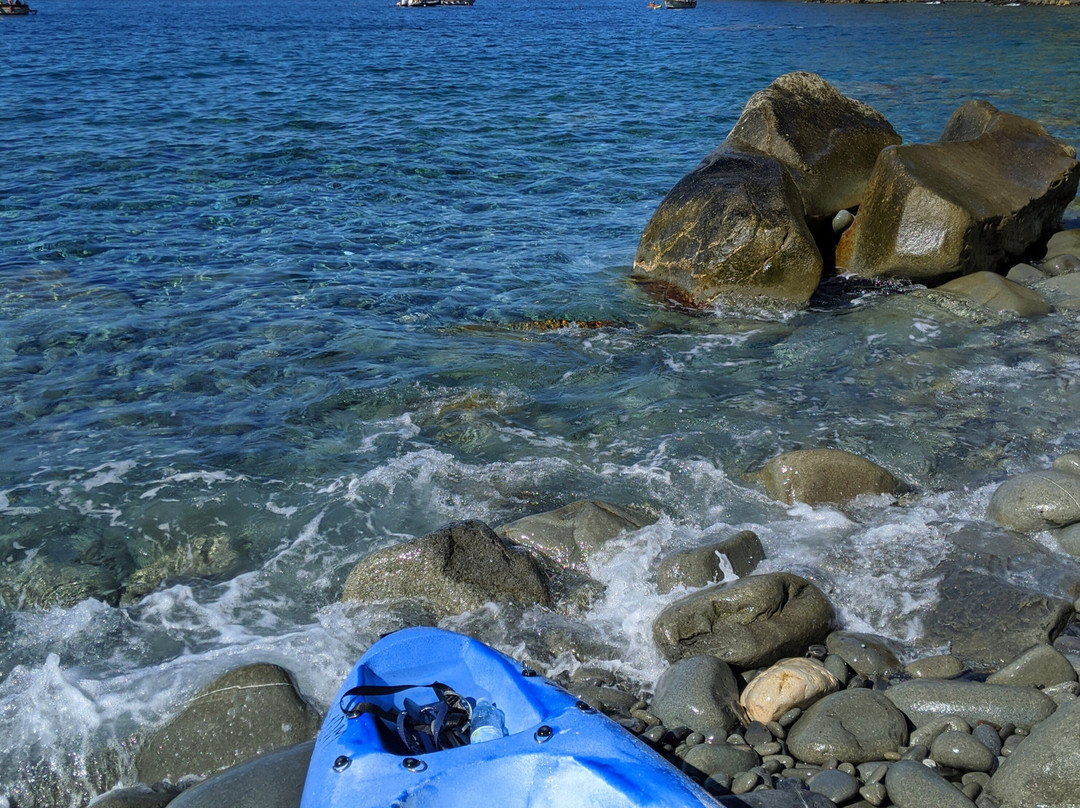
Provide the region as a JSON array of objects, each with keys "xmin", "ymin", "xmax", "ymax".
[{"xmin": 633, "ymin": 72, "xmax": 1080, "ymax": 310}]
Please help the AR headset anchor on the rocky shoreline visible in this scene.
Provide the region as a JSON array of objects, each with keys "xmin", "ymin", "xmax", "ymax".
[{"xmin": 10, "ymin": 74, "xmax": 1080, "ymax": 807}]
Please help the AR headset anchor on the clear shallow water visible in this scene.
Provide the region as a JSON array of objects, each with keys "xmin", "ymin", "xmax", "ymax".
[{"xmin": 3, "ymin": 0, "xmax": 1080, "ymax": 802}]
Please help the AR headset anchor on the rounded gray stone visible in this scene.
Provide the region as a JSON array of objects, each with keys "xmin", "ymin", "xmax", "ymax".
[
  {"xmin": 808, "ymin": 768, "xmax": 860, "ymax": 803},
  {"xmin": 904, "ymin": 654, "xmax": 966, "ymax": 680},
  {"xmin": 680, "ymin": 741, "xmax": 760, "ymax": 781},
  {"xmin": 167, "ymin": 741, "xmax": 313, "ymax": 808},
  {"xmin": 651, "ymin": 655, "xmax": 742, "ymax": 735},
  {"xmin": 656, "ymin": 530, "xmax": 764, "ymax": 594},
  {"xmin": 1054, "ymin": 522, "xmax": 1080, "ymax": 558},
  {"xmin": 972, "ymin": 724, "xmax": 1003, "ymax": 757},
  {"xmin": 930, "ymin": 730, "xmax": 996, "ymax": 773},
  {"xmin": 987, "ymin": 695, "xmax": 1080, "ymax": 808},
  {"xmin": 885, "ymin": 759, "xmax": 978, "ymax": 808},
  {"xmin": 134, "ymin": 664, "xmax": 321, "ymax": 784},
  {"xmin": 787, "ymin": 689, "xmax": 908, "ymax": 765},
  {"xmin": 1042, "ymin": 252, "xmax": 1080, "ymax": 276},
  {"xmin": 988, "ymin": 470, "xmax": 1080, "ymax": 532},
  {"xmin": 1042, "ymin": 228, "xmax": 1080, "ymax": 261},
  {"xmin": 986, "ymin": 643, "xmax": 1078, "ymax": 688},
  {"xmin": 653, "ymin": 572, "xmax": 835, "ymax": 670},
  {"xmin": 825, "ymin": 631, "xmax": 902, "ymax": 677},
  {"xmin": 884, "ymin": 680, "xmax": 1057, "ymax": 732}
]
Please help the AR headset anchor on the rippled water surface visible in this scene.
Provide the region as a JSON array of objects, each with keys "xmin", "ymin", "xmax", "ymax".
[{"xmin": 3, "ymin": 0, "xmax": 1080, "ymax": 801}]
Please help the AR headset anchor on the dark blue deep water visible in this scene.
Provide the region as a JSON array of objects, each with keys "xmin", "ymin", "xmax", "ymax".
[{"xmin": 2, "ymin": 0, "xmax": 1080, "ymax": 802}]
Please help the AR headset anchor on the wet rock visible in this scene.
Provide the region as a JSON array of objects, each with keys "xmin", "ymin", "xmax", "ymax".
[
  {"xmin": 1055, "ymin": 523, "xmax": 1080, "ymax": 559},
  {"xmin": 739, "ymin": 657, "xmax": 841, "ymax": 724},
  {"xmin": 728, "ymin": 792, "xmax": 840, "ymax": 808},
  {"xmin": 808, "ymin": 768, "xmax": 861, "ymax": 803},
  {"xmin": 904, "ymin": 654, "xmax": 966, "ymax": 680},
  {"xmin": 1006, "ymin": 262, "xmax": 1047, "ymax": 285},
  {"xmin": 723, "ymin": 71, "xmax": 901, "ymax": 217},
  {"xmin": 165, "ymin": 741, "xmax": 313, "ymax": 808},
  {"xmin": 123, "ymin": 534, "xmax": 239, "ymax": 604},
  {"xmin": 566, "ymin": 682, "xmax": 639, "ymax": 717},
  {"xmin": 1052, "ymin": 450, "xmax": 1080, "ymax": 476},
  {"xmin": 837, "ymin": 100, "xmax": 1079, "ymax": 283},
  {"xmin": 340, "ymin": 520, "xmax": 554, "ymax": 616},
  {"xmin": 88, "ymin": 783, "xmax": 183, "ymax": 808},
  {"xmin": 0, "ymin": 557, "xmax": 120, "ymax": 609},
  {"xmin": 832, "ymin": 209, "xmax": 855, "ymax": 233},
  {"xmin": 134, "ymin": 664, "xmax": 321, "ymax": 784},
  {"xmin": 885, "ymin": 759, "xmax": 978, "ymax": 808},
  {"xmin": 909, "ymin": 716, "xmax": 973, "ymax": 749},
  {"xmin": 988, "ymin": 469, "xmax": 1080, "ymax": 532},
  {"xmin": 653, "ymin": 572, "xmax": 835, "ymax": 670},
  {"xmin": 884, "ymin": 680, "xmax": 1057, "ymax": 732},
  {"xmin": 825, "ymin": 631, "xmax": 903, "ymax": 677},
  {"xmin": 757, "ymin": 448, "xmax": 906, "ymax": 506},
  {"xmin": 680, "ymin": 741, "xmax": 759, "ymax": 782},
  {"xmin": 494, "ymin": 500, "xmax": 653, "ymax": 573},
  {"xmin": 922, "ymin": 569, "xmax": 1073, "ymax": 669},
  {"xmin": 656, "ymin": 530, "xmax": 764, "ymax": 594},
  {"xmin": 930, "ymin": 730, "xmax": 996, "ymax": 773},
  {"xmin": 985, "ymin": 643, "xmax": 1078, "ymax": 688},
  {"xmin": 1041, "ymin": 252, "xmax": 1080, "ymax": 277},
  {"xmin": 935, "ymin": 272, "xmax": 1050, "ymax": 318},
  {"xmin": 1042, "ymin": 227, "xmax": 1080, "ymax": 261},
  {"xmin": 786, "ymin": 689, "xmax": 908, "ymax": 764},
  {"xmin": 651, "ymin": 655, "xmax": 743, "ymax": 734},
  {"xmin": 633, "ymin": 144, "xmax": 822, "ymax": 308},
  {"xmin": 987, "ymin": 695, "xmax": 1080, "ymax": 808}
]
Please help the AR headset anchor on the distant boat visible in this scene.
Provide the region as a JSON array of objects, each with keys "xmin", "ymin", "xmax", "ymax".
[
  {"xmin": 664, "ymin": 0, "xmax": 696, "ymax": 7},
  {"xmin": 396, "ymin": 0, "xmax": 474, "ymax": 5},
  {"xmin": 0, "ymin": 2, "xmax": 35, "ymax": 14}
]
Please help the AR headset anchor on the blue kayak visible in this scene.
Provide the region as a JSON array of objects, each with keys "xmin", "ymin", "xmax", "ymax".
[{"xmin": 299, "ymin": 627, "xmax": 717, "ymax": 807}]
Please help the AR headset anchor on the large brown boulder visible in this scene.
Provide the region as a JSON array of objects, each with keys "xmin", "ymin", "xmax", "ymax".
[
  {"xmin": 757, "ymin": 448, "xmax": 907, "ymax": 506},
  {"xmin": 633, "ymin": 146, "xmax": 822, "ymax": 308},
  {"xmin": 633, "ymin": 72, "xmax": 900, "ymax": 309},
  {"xmin": 340, "ymin": 520, "xmax": 554, "ymax": 616},
  {"xmin": 725, "ymin": 72, "xmax": 901, "ymax": 217},
  {"xmin": 652, "ymin": 572, "xmax": 835, "ymax": 670},
  {"xmin": 837, "ymin": 100, "xmax": 1080, "ymax": 283}
]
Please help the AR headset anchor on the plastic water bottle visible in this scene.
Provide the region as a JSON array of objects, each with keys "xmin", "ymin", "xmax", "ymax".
[{"xmin": 469, "ymin": 698, "xmax": 507, "ymax": 743}]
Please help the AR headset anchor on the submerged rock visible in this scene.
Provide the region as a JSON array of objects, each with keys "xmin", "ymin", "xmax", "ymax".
[
  {"xmin": 134, "ymin": 664, "xmax": 321, "ymax": 785},
  {"xmin": 0, "ymin": 557, "xmax": 120, "ymax": 610},
  {"xmin": 757, "ymin": 448, "xmax": 907, "ymax": 506},
  {"xmin": 837, "ymin": 100, "xmax": 1080, "ymax": 283},
  {"xmin": 652, "ymin": 572, "xmax": 835, "ymax": 670},
  {"xmin": 495, "ymin": 500, "xmax": 653, "ymax": 573},
  {"xmin": 655, "ymin": 530, "xmax": 764, "ymax": 594},
  {"xmin": 340, "ymin": 519, "xmax": 555, "ymax": 616},
  {"xmin": 922, "ymin": 568, "xmax": 1073, "ymax": 669},
  {"xmin": 935, "ymin": 271, "xmax": 1051, "ymax": 318}
]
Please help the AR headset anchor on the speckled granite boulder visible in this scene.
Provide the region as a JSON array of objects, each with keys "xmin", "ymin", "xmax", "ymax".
[{"xmin": 653, "ymin": 572, "xmax": 835, "ymax": 670}]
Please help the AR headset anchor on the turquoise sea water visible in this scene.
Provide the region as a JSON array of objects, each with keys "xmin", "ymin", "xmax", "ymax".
[{"xmin": 3, "ymin": 0, "xmax": 1080, "ymax": 802}]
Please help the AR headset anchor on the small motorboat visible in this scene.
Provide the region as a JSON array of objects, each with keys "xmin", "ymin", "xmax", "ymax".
[
  {"xmin": 664, "ymin": 0, "xmax": 697, "ymax": 7},
  {"xmin": 440, "ymin": 0, "xmax": 476, "ymax": 5},
  {"xmin": 396, "ymin": 0, "xmax": 440, "ymax": 6},
  {"xmin": 0, "ymin": 2, "xmax": 35, "ymax": 14},
  {"xmin": 299, "ymin": 628, "xmax": 717, "ymax": 808}
]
